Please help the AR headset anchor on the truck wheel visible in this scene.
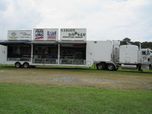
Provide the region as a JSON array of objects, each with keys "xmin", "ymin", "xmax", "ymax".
[
  {"xmin": 23, "ymin": 62, "xmax": 29, "ymax": 68},
  {"xmin": 107, "ymin": 64, "xmax": 115, "ymax": 71},
  {"xmin": 15, "ymin": 62, "xmax": 21, "ymax": 68},
  {"xmin": 96, "ymin": 63, "xmax": 105, "ymax": 70},
  {"xmin": 149, "ymin": 64, "xmax": 152, "ymax": 70}
]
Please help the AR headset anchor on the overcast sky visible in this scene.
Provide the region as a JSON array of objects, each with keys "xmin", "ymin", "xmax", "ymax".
[{"xmin": 0, "ymin": 0, "xmax": 152, "ymax": 41}]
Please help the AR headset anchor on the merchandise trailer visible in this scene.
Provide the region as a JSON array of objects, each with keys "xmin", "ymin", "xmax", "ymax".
[
  {"xmin": 2, "ymin": 40, "xmax": 87, "ymax": 67},
  {"xmin": 0, "ymin": 28, "xmax": 87, "ymax": 68}
]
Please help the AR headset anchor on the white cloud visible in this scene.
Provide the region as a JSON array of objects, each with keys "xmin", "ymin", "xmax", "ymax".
[{"xmin": 0, "ymin": 0, "xmax": 152, "ymax": 41}]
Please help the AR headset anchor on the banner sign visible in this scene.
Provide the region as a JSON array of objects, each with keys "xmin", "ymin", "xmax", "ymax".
[
  {"xmin": 47, "ymin": 29, "xmax": 58, "ymax": 40},
  {"xmin": 60, "ymin": 28, "xmax": 86, "ymax": 40},
  {"xmin": 8, "ymin": 30, "xmax": 32, "ymax": 40},
  {"xmin": 34, "ymin": 29, "xmax": 44, "ymax": 40},
  {"xmin": 34, "ymin": 29, "xmax": 58, "ymax": 40}
]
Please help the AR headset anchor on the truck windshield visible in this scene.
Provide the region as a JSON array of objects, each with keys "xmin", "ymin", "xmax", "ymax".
[
  {"xmin": 147, "ymin": 51, "xmax": 150, "ymax": 55},
  {"xmin": 142, "ymin": 50, "xmax": 151, "ymax": 55},
  {"xmin": 150, "ymin": 51, "xmax": 152, "ymax": 55},
  {"xmin": 142, "ymin": 51, "xmax": 147, "ymax": 55}
]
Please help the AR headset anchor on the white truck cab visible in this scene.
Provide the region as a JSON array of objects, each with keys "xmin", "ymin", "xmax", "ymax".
[{"xmin": 141, "ymin": 48, "xmax": 152, "ymax": 64}]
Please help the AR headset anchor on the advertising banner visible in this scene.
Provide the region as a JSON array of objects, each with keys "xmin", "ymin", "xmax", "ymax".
[
  {"xmin": 60, "ymin": 28, "xmax": 86, "ymax": 40},
  {"xmin": 34, "ymin": 29, "xmax": 58, "ymax": 40},
  {"xmin": 8, "ymin": 30, "xmax": 32, "ymax": 40},
  {"xmin": 34, "ymin": 29, "xmax": 44, "ymax": 40},
  {"xmin": 47, "ymin": 29, "xmax": 58, "ymax": 40}
]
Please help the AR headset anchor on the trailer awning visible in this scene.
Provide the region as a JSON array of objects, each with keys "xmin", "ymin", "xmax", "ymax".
[
  {"xmin": 0, "ymin": 40, "xmax": 31, "ymax": 45},
  {"xmin": 31, "ymin": 40, "xmax": 86, "ymax": 44},
  {"xmin": 0, "ymin": 40, "xmax": 86, "ymax": 46}
]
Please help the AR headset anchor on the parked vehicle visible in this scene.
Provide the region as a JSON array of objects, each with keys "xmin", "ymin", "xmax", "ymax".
[
  {"xmin": 0, "ymin": 28, "xmax": 151, "ymax": 71},
  {"xmin": 119, "ymin": 45, "xmax": 152, "ymax": 70}
]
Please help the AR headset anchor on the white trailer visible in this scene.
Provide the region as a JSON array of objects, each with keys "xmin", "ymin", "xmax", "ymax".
[
  {"xmin": 0, "ymin": 28, "xmax": 151, "ymax": 71},
  {"xmin": 0, "ymin": 40, "xmax": 119, "ymax": 70}
]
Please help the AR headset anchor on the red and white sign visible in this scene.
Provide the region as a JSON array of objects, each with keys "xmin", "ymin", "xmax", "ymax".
[
  {"xmin": 47, "ymin": 29, "xmax": 58, "ymax": 40},
  {"xmin": 34, "ymin": 29, "xmax": 58, "ymax": 40},
  {"xmin": 34, "ymin": 29, "xmax": 44, "ymax": 40}
]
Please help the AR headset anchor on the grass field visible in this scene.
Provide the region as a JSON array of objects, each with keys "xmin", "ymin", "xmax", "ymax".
[
  {"xmin": 0, "ymin": 84, "xmax": 152, "ymax": 114},
  {"xmin": 0, "ymin": 66, "xmax": 152, "ymax": 114}
]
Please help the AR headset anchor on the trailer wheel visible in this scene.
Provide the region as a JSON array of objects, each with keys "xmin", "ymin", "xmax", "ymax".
[
  {"xmin": 137, "ymin": 64, "xmax": 143, "ymax": 71},
  {"xmin": 15, "ymin": 62, "xmax": 21, "ymax": 68},
  {"xmin": 96, "ymin": 63, "xmax": 106, "ymax": 70},
  {"xmin": 107, "ymin": 64, "xmax": 115, "ymax": 71},
  {"xmin": 23, "ymin": 62, "xmax": 29, "ymax": 68}
]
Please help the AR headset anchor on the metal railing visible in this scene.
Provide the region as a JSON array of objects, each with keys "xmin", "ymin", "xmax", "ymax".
[
  {"xmin": 7, "ymin": 58, "xmax": 31, "ymax": 61},
  {"xmin": 60, "ymin": 59, "xmax": 86, "ymax": 65},
  {"xmin": 32, "ymin": 58, "xmax": 58, "ymax": 64},
  {"xmin": 7, "ymin": 57, "xmax": 86, "ymax": 65}
]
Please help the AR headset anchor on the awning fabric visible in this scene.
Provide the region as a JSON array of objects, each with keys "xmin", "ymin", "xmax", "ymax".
[{"xmin": 0, "ymin": 40, "xmax": 31, "ymax": 45}]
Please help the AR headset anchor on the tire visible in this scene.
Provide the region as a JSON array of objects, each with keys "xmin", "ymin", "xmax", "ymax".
[
  {"xmin": 149, "ymin": 64, "xmax": 152, "ymax": 70},
  {"xmin": 107, "ymin": 64, "xmax": 115, "ymax": 71},
  {"xmin": 15, "ymin": 62, "xmax": 21, "ymax": 68},
  {"xmin": 23, "ymin": 62, "xmax": 29, "ymax": 68},
  {"xmin": 96, "ymin": 63, "xmax": 106, "ymax": 70},
  {"xmin": 137, "ymin": 64, "xmax": 142, "ymax": 71},
  {"xmin": 115, "ymin": 66, "xmax": 119, "ymax": 71}
]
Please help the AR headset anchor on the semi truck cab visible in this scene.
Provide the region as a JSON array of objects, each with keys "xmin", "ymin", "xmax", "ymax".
[{"xmin": 141, "ymin": 49, "xmax": 152, "ymax": 63}]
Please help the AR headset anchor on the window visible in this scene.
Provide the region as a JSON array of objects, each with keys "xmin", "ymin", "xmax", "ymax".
[{"xmin": 142, "ymin": 51, "xmax": 146, "ymax": 55}]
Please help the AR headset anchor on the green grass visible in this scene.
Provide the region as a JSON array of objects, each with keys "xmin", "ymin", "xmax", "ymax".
[
  {"xmin": 0, "ymin": 66, "xmax": 152, "ymax": 113},
  {"xmin": 0, "ymin": 65, "xmax": 152, "ymax": 78},
  {"xmin": 0, "ymin": 84, "xmax": 152, "ymax": 114}
]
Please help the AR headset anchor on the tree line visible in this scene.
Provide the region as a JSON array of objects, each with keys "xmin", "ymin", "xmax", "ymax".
[{"xmin": 120, "ymin": 38, "xmax": 152, "ymax": 49}]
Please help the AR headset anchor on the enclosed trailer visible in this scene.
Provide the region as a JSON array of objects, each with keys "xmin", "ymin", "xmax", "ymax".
[
  {"xmin": 0, "ymin": 29, "xmax": 89, "ymax": 68},
  {"xmin": 0, "ymin": 41, "xmax": 119, "ymax": 70}
]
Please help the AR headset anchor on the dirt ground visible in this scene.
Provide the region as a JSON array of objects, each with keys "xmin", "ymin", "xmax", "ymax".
[{"xmin": 0, "ymin": 67, "xmax": 152, "ymax": 90}]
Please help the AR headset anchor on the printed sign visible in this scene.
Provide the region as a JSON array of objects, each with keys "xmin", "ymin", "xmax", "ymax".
[
  {"xmin": 47, "ymin": 29, "xmax": 58, "ymax": 40},
  {"xmin": 8, "ymin": 30, "xmax": 32, "ymax": 40},
  {"xmin": 60, "ymin": 28, "xmax": 86, "ymax": 40},
  {"xmin": 34, "ymin": 29, "xmax": 58, "ymax": 40},
  {"xmin": 34, "ymin": 29, "xmax": 44, "ymax": 40}
]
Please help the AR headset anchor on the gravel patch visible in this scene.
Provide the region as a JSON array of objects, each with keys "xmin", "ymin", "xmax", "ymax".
[{"xmin": 0, "ymin": 68, "xmax": 152, "ymax": 89}]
